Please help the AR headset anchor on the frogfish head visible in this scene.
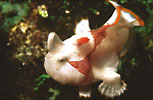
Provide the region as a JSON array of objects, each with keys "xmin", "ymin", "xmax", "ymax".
[{"xmin": 44, "ymin": 32, "xmax": 90, "ymax": 85}]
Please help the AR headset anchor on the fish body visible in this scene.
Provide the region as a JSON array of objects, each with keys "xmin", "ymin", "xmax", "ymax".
[{"xmin": 44, "ymin": 0, "xmax": 144, "ymax": 98}]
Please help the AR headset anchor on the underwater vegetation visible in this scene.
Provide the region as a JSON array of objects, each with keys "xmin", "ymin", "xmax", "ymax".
[
  {"xmin": 0, "ymin": 1, "xmax": 29, "ymax": 32},
  {"xmin": 9, "ymin": 7, "xmax": 48, "ymax": 66},
  {"xmin": 0, "ymin": 0, "xmax": 153, "ymax": 100}
]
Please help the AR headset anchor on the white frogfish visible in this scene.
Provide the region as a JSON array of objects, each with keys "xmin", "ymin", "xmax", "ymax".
[{"xmin": 44, "ymin": 0, "xmax": 144, "ymax": 98}]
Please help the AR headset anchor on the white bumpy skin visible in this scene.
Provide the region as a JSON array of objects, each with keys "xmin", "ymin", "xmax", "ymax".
[{"xmin": 44, "ymin": 0, "xmax": 144, "ymax": 98}]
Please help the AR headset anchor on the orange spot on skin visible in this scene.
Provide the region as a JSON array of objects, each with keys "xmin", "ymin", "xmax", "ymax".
[
  {"xmin": 68, "ymin": 25, "xmax": 110, "ymax": 75},
  {"xmin": 77, "ymin": 37, "xmax": 90, "ymax": 46}
]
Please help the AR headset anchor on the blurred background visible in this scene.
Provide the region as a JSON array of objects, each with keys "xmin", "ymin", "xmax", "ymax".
[{"xmin": 0, "ymin": 0, "xmax": 153, "ymax": 100}]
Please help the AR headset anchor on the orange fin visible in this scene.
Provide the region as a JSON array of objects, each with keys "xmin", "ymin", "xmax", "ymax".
[
  {"xmin": 120, "ymin": 7, "xmax": 144, "ymax": 26},
  {"xmin": 107, "ymin": 0, "xmax": 144, "ymax": 26},
  {"xmin": 68, "ymin": 57, "xmax": 91, "ymax": 75}
]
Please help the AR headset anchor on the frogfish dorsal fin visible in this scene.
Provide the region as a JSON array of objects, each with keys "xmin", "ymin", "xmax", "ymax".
[{"xmin": 75, "ymin": 19, "xmax": 91, "ymax": 35}]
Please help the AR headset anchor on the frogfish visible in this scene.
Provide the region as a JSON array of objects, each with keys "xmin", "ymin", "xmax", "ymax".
[{"xmin": 44, "ymin": 0, "xmax": 144, "ymax": 98}]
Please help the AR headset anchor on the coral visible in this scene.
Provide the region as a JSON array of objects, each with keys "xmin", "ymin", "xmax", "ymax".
[
  {"xmin": 37, "ymin": 4, "xmax": 48, "ymax": 18},
  {"xmin": 9, "ymin": 6, "xmax": 48, "ymax": 66},
  {"xmin": 0, "ymin": 1, "xmax": 29, "ymax": 32}
]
